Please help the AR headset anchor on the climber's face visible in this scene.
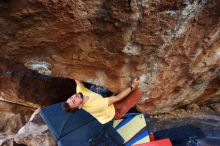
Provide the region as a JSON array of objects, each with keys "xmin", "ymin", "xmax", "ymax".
[{"xmin": 67, "ymin": 93, "xmax": 83, "ymax": 109}]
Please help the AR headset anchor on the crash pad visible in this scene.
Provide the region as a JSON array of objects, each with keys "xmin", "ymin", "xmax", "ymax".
[
  {"xmin": 113, "ymin": 113, "xmax": 150, "ymax": 146},
  {"xmin": 40, "ymin": 102, "xmax": 124, "ymax": 146}
]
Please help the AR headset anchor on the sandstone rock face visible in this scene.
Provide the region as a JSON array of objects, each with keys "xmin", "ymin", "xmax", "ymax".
[
  {"xmin": 14, "ymin": 109, "xmax": 56, "ymax": 146},
  {"xmin": 0, "ymin": 135, "xmax": 14, "ymax": 146},
  {"xmin": 0, "ymin": 111, "xmax": 29, "ymax": 136},
  {"xmin": 0, "ymin": 102, "xmax": 33, "ymax": 146},
  {"xmin": 0, "ymin": 0, "xmax": 219, "ymax": 114},
  {"xmin": 210, "ymin": 103, "xmax": 220, "ymax": 113}
]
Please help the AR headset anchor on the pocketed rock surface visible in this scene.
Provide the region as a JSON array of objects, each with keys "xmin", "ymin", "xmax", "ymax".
[
  {"xmin": 0, "ymin": 1, "xmax": 220, "ymax": 145},
  {"xmin": 0, "ymin": 0, "xmax": 220, "ymax": 114}
]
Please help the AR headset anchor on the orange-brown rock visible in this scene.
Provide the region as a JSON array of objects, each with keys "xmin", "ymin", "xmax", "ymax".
[{"xmin": 0, "ymin": 0, "xmax": 219, "ymax": 114}]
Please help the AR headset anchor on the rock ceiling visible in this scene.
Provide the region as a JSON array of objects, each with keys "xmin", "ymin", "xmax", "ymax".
[{"xmin": 0, "ymin": 0, "xmax": 220, "ymax": 114}]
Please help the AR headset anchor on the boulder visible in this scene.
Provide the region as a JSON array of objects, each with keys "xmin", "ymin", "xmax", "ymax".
[
  {"xmin": 0, "ymin": 135, "xmax": 14, "ymax": 146},
  {"xmin": 0, "ymin": 101, "xmax": 36, "ymax": 146},
  {"xmin": 0, "ymin": 0, "xmax": 220, "ymax": 115},
  {"xmin": 210, "ymin": 103, "xmax": 220, "ymax": 113},
  {"xmin": 14, "ymin": 109, "xmax": 56, "ymax": 146}
]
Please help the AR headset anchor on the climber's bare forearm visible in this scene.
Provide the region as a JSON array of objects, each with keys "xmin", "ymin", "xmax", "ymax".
[
  {"xmin": 74, "ymin": 79, "xmax": 82, "ymax": 85},
  {"xmin": 108, "ymin": 78, "xmax": 140, "ymax": 105},
  {"xmin": 108, "ymin": 87, "xmax": 132, "ymax": 105}
]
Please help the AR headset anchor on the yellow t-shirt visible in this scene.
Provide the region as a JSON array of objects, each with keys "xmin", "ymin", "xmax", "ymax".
[{"xmin": 76, "ymin": 83, "xmax": 115, "ymax": 124}]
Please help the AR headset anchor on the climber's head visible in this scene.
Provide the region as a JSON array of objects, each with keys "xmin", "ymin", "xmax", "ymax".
[{"xmin": 63, "ymin": 92, "xmax": 84, "ymax": 113}]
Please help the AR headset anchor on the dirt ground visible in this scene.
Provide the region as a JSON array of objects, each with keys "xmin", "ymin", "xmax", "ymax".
[{"xmin": 148, "ymin": 105, "xmax": 220, "ymax": 146}]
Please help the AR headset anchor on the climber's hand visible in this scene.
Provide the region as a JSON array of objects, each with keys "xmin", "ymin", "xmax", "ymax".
[
  {"xmin": 131, "ymin": 77, "xmax": 140, "ymax": 89},
  {"xmin": 74, "ymin": 79, "xmax": 82, "ymax": 85}
]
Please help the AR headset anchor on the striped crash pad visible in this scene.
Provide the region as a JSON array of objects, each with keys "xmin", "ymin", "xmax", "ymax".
[{"xmin": 113, "ymin": 113, "xmax": 150, "ymax": 146}]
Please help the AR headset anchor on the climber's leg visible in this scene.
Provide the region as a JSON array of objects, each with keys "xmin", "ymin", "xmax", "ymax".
[{"xmin": 114, "ymin": 89, "xmax": 142, "ymax": 119}]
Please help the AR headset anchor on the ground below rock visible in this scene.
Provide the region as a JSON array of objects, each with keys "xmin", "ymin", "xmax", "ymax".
[{"xmin": 150, "ymin": 108, "xmax": 220, "ymax": 146}]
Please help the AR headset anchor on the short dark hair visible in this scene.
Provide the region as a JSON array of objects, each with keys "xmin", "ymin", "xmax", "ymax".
[
  {"xmin": 62, "ymin": 102, "xmax": 78, "ymax": 113},
  {"xmin": 78, "ymin": 92, "xmax": 83, "ymax": 99}
]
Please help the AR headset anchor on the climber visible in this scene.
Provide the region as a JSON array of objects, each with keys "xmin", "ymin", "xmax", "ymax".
[{"xmin": 63, "ymin": 78, "xmax": 142, "ymax": 124}]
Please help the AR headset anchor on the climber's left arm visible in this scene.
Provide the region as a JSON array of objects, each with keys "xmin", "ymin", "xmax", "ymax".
[{"xmin": 107, "ymin": 78, "xmax": 140, "ymax": 105}]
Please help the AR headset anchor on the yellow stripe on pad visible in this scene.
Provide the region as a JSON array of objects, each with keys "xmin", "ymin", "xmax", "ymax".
[
  {"xmin": 113, "ymin": 114, "xmax": 148, "ymax": 143},
  {"xmin": 133, "ymin": 135, "xmax": 151, "ymax": 145},
  {"xmin": 113, "ymin": 119, "xmax": 123, "ymax": 128}
]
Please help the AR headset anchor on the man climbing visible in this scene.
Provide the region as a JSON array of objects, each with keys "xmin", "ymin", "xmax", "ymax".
[{"xmin": 63, "ymin": 78, "xmax": 142, "ymax": 124}]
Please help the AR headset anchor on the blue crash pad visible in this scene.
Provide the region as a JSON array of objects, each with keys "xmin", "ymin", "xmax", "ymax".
[{"xmin": 40, "ymin": 102, "xmax": 124, "ymax": 146}]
